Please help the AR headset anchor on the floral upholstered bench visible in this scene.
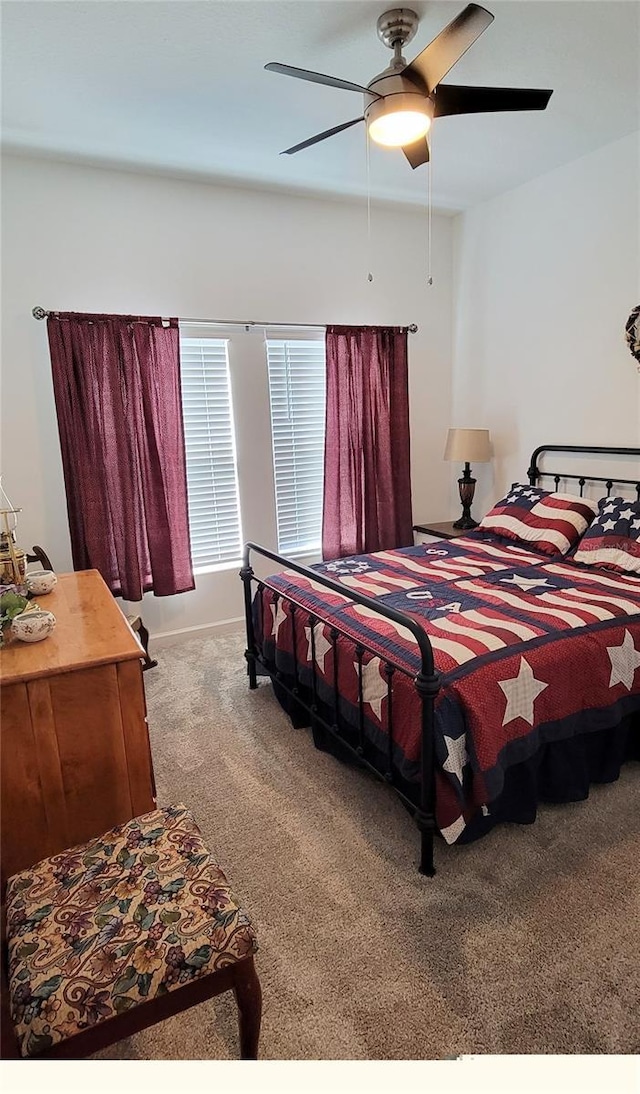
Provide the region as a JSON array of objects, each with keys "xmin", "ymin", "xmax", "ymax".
[{"xmin": 2, "ymin": 804, "xmax": 261, "ymax": 1059}]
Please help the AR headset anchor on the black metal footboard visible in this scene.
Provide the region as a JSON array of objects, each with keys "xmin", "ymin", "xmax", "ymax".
[{"xmin": 240, "ymin": 542, "xmax": 440, "ymax": 876}]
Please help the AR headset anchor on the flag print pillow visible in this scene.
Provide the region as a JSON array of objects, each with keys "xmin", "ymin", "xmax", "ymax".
[
  {"xmin": 477, "ymin": 485, "xmax": 598, "ymax": 557},
  {"xmin": 573, "ymin": 496, "xmax": 640, "ymax": 574}
]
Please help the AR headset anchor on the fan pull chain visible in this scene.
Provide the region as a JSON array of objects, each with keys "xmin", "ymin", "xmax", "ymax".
[
  {"xmin": 427, "ymin": 138, "xmax": 433, "ymax": 286},
  {"xmin": 366, "ymin": 127, "xmax": 373, "ymax": 282}
]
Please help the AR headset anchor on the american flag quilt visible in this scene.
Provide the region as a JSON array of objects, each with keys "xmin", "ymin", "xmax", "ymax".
[{"xmin": 255, "ymin": 537, "xmax": 640, "ymax": 844}]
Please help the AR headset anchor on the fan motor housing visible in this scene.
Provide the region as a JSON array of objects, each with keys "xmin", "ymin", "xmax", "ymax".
[
  {"xmin": 364, "ymin": 67, "xmax": 433, "ymax": 131},
  {"xmin": 365, "ymin": 61, "xmax": 428, "ymax": 101}
]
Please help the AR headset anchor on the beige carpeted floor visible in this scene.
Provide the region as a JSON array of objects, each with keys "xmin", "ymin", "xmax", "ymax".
[{"xmin": 98, "ymin": 631, "xmax": 640, "ymax": 1060}]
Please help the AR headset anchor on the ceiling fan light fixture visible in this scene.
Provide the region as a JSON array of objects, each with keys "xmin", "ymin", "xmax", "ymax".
[
  {"xmin": 365, "ymin": 92, "xmax": 434, "ymax": 148},
  {"xmin": 368, "ymin": 108, "xmax": 431, "ymax": 147},
  {"xmin": 268, "ymin": 5, "xmax": 553, "ymax": 167}
]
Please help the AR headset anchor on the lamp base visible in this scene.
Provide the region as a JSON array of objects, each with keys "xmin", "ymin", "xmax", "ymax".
[
  {"xmin": 452, "ymin": 515, "xmax": 479, "ymax": 531},
  {"xmin": 455, "ymin": 462, "xmax": 478, "ymax": 530}
]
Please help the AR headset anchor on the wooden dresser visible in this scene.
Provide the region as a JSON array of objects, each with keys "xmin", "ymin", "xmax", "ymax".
[{"xmin": 0, "ymin": 570, "xmax": 156, "ymax": 880}]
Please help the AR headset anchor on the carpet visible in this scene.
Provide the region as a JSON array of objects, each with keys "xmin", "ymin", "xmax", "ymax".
[{"xmin": 97, "ymin": 631, "xmax": 640, "ymax": 1059}]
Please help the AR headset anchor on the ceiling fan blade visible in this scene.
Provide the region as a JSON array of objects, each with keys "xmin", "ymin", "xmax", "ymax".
[
  {"xmin": 265, "ymin": 62, "xmax": 379, "ymax": 98},
  {"xmin": 281, "ymin": 117, "xmax": 364, "ymax": 155},
  {"xmin": 403, "ymin": 135, "xmax": 431, "ymax": 170},
  {"xmin": 435, "ymin": 84, "xmax": 553, "ymax": 117},
  {"xmin": 404, "ymin": 4, "xmax": 494, "ymax": 94}
]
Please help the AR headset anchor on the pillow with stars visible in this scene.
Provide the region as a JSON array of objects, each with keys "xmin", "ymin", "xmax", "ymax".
[
  {"xmin": 476, "ymin": 484, "xmax": 598, "ymax": 557},
  {"xmin": 573, "ymin": 496, "xmax": 640, "ymax": 574}
]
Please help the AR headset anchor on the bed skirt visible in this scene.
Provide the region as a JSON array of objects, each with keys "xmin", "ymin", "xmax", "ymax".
[{"xmin": 268, "ymin": 670, "xmax": 640, "ymax": 845}]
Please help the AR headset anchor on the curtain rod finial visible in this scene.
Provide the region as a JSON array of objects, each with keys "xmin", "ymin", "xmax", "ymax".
[
  {"xmin": 32, "ymin": 307, "xmax": 47, "ymax": 320},
  {"xmin": 408, "ymin": 324, "xmax": 418, "ymax": 333}
]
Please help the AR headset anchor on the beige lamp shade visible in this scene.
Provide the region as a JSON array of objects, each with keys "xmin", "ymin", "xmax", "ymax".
[{"xmin": 443, "ymin": 428, "xmax": 492, "ymax": 463}]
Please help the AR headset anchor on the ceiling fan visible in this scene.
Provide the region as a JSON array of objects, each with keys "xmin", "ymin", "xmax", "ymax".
[{"xmin": 265, "ymin": 4, "xmax": 553, "ymax": 168}]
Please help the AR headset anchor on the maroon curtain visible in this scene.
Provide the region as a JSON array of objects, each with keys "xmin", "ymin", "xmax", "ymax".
[
  {"xmin": 322, "ymin": 325, "xmax": 413, "ymax": 560},
  {"xmin": 47, "ymin": 312, "xmax": 195, "ymax": 602}
]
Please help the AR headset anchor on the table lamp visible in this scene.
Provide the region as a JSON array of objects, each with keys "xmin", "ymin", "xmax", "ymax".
[{"xmin": 444, "ymin": 428, "xmax": 492, "ymax": 530}]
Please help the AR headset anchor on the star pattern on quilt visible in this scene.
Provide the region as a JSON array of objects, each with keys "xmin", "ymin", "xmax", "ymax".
[
  {"xmin": 500, "ymin": 575, "xmax": 555, "ymax": 592},
  {"xmin": 304, "ymin": 621, "xmax": 332, "ymax": 673},
  {"xmin": 269, "ymin": 598, "xmax": 287, "ymax": 637},
  {"xmin": 357, "ymin": 656, "xmax": 388, "ymax": 721},
  {"xmin": 442, "ymin": 732, "xmax": 468, "ymax": 784},
  {"xmin": 325, "ymin": 559, "xmax": 370, "ymax": 575},
  {"xmin": 498, "ymin": 656, "xmax": 549, "ymax": 726},
  {"xmin": 594, "ymin": 498, "xmax": 640, "ymax": 535},
  {"xmin": 505, "ymin": 486, "xmax": 536, "ymax": 503},
  {"xmin": 607, "ymin": 630, "xmax": 640, "ymax": 691}
]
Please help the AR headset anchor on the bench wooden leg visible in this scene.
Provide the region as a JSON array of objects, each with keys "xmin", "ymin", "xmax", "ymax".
[{"xmin": 233, "ymin": 957, "xmax": 262, "ymax": 1060}]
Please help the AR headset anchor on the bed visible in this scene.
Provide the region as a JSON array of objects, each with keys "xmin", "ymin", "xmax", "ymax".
[{"xmin": 240, "ymin": 444, "xmax": 640, "ymax": 875}]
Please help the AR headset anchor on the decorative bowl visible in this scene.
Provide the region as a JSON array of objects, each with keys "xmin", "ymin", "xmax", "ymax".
[
  {"xmin": 12, "ymin": 609, "xmax": 56, "ymax": 643},
  {"xmin": 25, "ymin": 570, "xmax": 57, "ymax": 595}
]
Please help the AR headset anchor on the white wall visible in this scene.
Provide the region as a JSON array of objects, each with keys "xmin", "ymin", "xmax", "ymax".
[
  {"xmin": 0, "ymin": 154, "xmax": 454, "ymax": 638},
  {"xmin": 452, "ymin": 132, "xmax": 640, "ymax": 516}
]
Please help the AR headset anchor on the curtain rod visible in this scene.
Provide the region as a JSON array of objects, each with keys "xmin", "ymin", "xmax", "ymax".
[{"xmin": 31, "ymin": 307, "xmax": 418, "ymax": 333}]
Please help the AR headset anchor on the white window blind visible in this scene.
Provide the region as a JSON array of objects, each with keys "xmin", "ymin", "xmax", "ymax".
[
  {"xmin": 180, "ymin": 337, "xmax": 243, "ymax": 569},
  {"xmin": 266, "ymin": 338, "xmax": 326, "ymax": 554}
]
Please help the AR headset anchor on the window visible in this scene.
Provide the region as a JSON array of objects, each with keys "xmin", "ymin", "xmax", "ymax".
[
  {"xmin": 179, "ymin": 337, "xmax": 243, "ymax": 569},
  {"xmin": 266, "ymin": 339, "xmax": 326, "ymax": 554},
  {"xmin": 179, "ymin": 330, "xmax": 326, "ymax": 570}
]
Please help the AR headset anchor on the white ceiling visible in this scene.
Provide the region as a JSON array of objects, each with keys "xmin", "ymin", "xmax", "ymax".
[{"xmin": 2, "ymin": 1, "xmax": 639, "ymax": 211}]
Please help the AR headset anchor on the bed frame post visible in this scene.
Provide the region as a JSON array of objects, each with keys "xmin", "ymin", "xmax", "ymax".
[
  {"xmin": 240, "ymin": 546, "xmax": 258, "ymax": 690},
  {"xmin": 527, "ymin": 455, "xmax": 539, "ymax": 485},
  {"xmin": 415, "ymin": 669, "xmax": 440, "ymax": 877}
]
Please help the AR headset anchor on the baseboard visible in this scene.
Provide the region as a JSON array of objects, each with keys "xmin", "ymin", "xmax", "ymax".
[{"xmin": 149, "ymin": 616, "xmax": 244, "ymax": 649}]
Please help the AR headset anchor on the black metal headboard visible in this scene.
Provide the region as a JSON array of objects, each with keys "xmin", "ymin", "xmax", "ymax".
[{"xmin": 527, "ymin": 444, "xmax": 640, "ymax": 501}]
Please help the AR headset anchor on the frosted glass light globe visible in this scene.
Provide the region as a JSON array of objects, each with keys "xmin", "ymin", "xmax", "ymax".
[{"xmin": 368, "ymin": 109, "xmax": 431, "ymax": 147}]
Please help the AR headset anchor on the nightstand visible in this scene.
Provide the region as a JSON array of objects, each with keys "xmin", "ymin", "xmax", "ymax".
[{"xmin": 412, "ymin": 521, "xmax": 464, "ymax": 541}]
